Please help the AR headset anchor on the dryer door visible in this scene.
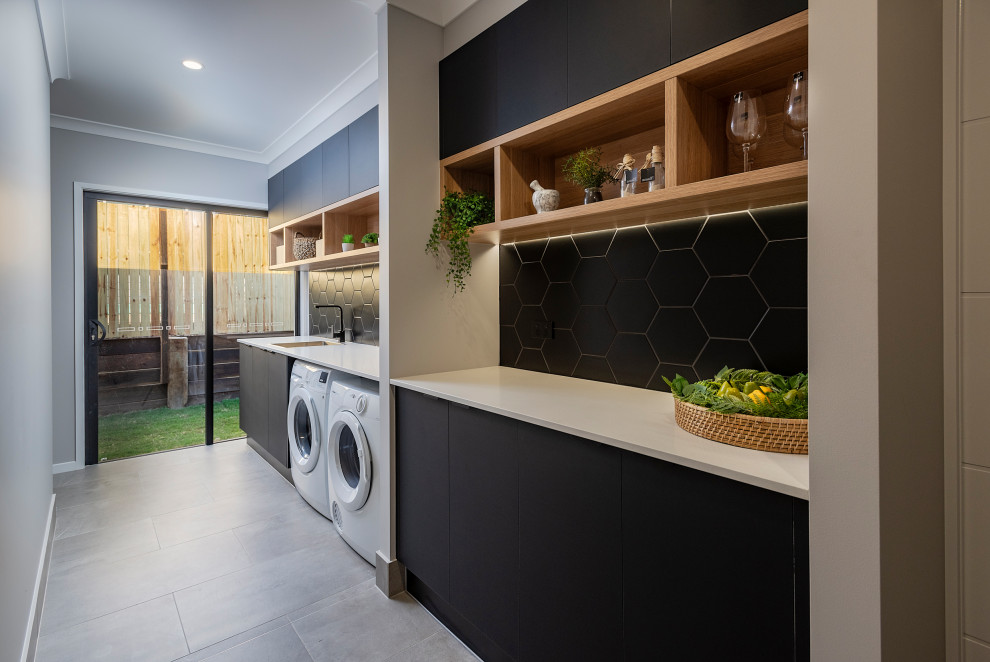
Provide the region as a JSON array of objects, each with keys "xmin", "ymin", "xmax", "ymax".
[
  {"xmin": 328, "ymin": 410, "xmax": 371, "ymax": 511},
  {"xmin": 287, "ymin": 390, "xmax": 321, "ymax": 473}
]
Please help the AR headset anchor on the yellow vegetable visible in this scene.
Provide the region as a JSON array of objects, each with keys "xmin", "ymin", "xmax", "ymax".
[
  {"xmin": 749, "ymin": 390, "xmax": 768, "ymax": 404},
  {"xmin": 760, "ymin": 385, "xmax": 773, "ymax": 394}
]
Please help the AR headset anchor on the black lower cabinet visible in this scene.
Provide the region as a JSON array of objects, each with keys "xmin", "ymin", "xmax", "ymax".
[
  {"xmin": 238, "ymin": 344, "xmax": 291, "ymax": 469},
  {"xmin": 450, "ymin": 404, "xmax": 520, "ymax": 660},
  {"xmin": 518, "ymin": 422, "xmax": 622, "ymax": 662},
  {"xmin": 265, "ymin": 351, "xmax": 291, "ymax": 468},
  {"xmin": 396, "ymin": 389, "xmax": 450, "ymax": 598},
  {"xmin": 395, "ymin": 387, "xmax": 809, "ymax": 662},
  {"xmin": 622, "ymin": 451, "xmax": 798, "ymax": 661}
]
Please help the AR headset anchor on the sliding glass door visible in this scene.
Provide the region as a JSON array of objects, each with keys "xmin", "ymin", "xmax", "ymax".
[{"xmin": 83, "ymin": 195, "xmax": 295, "ymax": 463}]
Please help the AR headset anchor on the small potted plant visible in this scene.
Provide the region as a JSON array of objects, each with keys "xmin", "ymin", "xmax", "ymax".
[
  {"xmin": 361, "ymin": 232, "xmax": 379, "ymax": 248},
  {"xmin": 341, "ymin": 234, "xmax": 355, "ymax": 252},
  {"xmin": 425, "ymin": 189, "xmax": 495, "ymax": 293},
  {"xmin": 562, "ymin": 147, "xmax": 617, "ymax": 204}
]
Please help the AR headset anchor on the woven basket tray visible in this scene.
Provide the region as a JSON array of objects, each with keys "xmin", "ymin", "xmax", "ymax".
[
  {"xmin": 673, "ymin": 399, "xmax": 808, "ymax": 455},
  {"xmin": 293, "ymin": 232, "xmax": 317, "ymax": 261}
]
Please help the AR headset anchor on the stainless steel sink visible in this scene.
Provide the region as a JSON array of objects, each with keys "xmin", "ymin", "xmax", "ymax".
[{"xmin": 272, "ymin": 340, "xmax": 340, "ymax": 348}]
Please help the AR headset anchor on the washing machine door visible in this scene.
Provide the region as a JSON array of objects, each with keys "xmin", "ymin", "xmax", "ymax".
[
  {"xmin": 328, "ymin": 410, "xmax": 371, "ymax": 511},
  {"xmin": 287, "ymin": 390, "xmax": 321, "ymax": 473}
]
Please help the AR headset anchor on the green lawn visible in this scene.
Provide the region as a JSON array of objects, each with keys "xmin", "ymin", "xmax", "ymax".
[{"xmin": 98, "ymin": 398, "xmax": 245, "ymax": 462}]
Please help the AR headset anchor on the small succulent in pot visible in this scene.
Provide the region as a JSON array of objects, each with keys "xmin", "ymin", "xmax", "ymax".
[
  {"xmin": 341, "ymin": 234, "xmax": 355, "ymax": 252},
  {"xmin": 562, "ymin": 147, "xmax": 617, "ymax": 204},
  {"xmin": 426, "ymin": 189, "xmax": 495, "ymax": 293},
  {"xmin": 361, "ymin": 232, "xmax": 379, "ymax": 247}
]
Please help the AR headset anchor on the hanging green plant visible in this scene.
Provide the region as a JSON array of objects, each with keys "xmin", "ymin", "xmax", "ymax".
[{"xmin": 425, "ymin": 189, "xmax": 495, "ymax": 293}]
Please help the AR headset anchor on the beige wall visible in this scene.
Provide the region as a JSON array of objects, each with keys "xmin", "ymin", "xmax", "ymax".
[
  {"xmin": 377, "ymin": 4, "xmax": 500, "ymax": 567},
  {"xmin": 950, "ymin": 0, "xmax": 990, "ymax": 657},
  {"xmin": 810, "ymin": 0, "xmax": 944, "ymax": 659}
]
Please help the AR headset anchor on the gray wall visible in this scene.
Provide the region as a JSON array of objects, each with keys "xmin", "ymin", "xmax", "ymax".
[
  {"xmin": 50, "ymin": 128, "xmax": 268, "ymax": 466},
  {"xmin": 0, "ymin": 1, "xmax": 54, "ymax": 659}
]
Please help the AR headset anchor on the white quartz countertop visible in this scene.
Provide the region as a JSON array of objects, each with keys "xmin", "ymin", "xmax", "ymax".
[
  {"xmin": 391, "ymin": 366, "xmax": 809, "ymax": 500},
  {"xmin": 238, "ymin": 336, "xmax": 379, "ymax": 381}
]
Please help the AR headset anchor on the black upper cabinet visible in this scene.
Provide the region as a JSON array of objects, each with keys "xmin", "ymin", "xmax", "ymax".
[
  {"xmin": 496, "ymin": 0, "xmax": 567, "ymax": 136},
  {"xmin": 518, "ymin": 422, "xmax": 622, "ymax": 662},
  {"xmin": 449, "ymin": 405, "xmax": 520, "ymax": 659},
  {"xmin": 670, "ymin": 0, "xmax": 807, "ymax": 63},
  {"xmin": 621, "ymin": 450, "xmax": 798, "ymax": 661},
  {"xmin": 322, "ymin": 129, "xmax": 349, "ymax": 207},
  {"xmin": 267, "ymin": 172, "xmax": 283, "ymax": 228},
  {"xmin": 566, "ymin": 0, "xmax": 671, "ymax": 106},
  {"xmin": 396, "ymin": 389, "xmax": 451, "ymax": 600},
  {"xmin": 440, "ymin": 25, "xmax": 498, "ymax": 159},
  {"xmin": 284, "ymin": 144, "xmax": 322, "ymax": 221},
  {"xmin": 348, "ymin": 107, "xmax": 379, "ymax": 196}
]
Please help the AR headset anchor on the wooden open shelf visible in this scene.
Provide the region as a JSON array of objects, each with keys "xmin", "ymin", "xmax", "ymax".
[
  {"xmin": 268, "ymin": 187, "xmax": 379, "ymax": 271},
  {"xmin": 440, "ymin": 11, "xmax": 809, "ymax": 243},
  {"xmin": 468, "ymin": 161, "xmax": 806, "ymax": 245}
]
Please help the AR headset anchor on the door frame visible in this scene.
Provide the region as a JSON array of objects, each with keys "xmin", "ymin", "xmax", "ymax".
[{"xmin": 72, "ymin": 182, "xmax": 278, "ymax": 469}]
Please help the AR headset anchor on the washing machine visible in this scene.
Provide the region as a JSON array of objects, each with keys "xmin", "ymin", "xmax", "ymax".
[
  {"xmin": 287, "ymin": 361, "xmax": 333, "ymax": 520},
  {"xmin": 327, "ymin": 375, "xmax": 380, "ymax": 565}
]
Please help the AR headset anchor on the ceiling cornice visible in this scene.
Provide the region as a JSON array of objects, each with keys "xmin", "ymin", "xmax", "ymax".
[
  {"xmin": 49, "ymin": 114, "xmax": 269, "ymax": 162},
  {"xmin": 34, "ymin": 0, "xmax": 70, "ymax": 82}
]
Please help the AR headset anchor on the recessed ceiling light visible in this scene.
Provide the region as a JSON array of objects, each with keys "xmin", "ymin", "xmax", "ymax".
[{"xmin": 182, "ymin": 60, "xmax": 203, "ymax": 70}]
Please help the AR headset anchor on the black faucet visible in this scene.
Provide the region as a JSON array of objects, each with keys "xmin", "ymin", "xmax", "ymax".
[{"xmin": 314, "ymin": 304, "xmax": 346, "ymax": 343}]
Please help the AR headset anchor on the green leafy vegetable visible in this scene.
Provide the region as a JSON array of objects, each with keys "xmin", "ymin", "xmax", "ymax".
[{"xmin": 663, "ymin": 366, "xmax": 808, "ymax": 419}]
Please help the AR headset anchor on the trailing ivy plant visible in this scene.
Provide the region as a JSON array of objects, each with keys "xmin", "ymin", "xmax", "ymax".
[
  {"xmin": 425, "ymin": 189, "xmax": 495, "ymax": 293},
  {"xmin": 562, "ymin": 147, "xmax": 617, "ymax": 189}
]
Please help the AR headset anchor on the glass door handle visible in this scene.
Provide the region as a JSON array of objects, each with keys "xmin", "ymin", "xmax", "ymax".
[{"xmin": 88, "ymin": 319, "xmax": 107, "ymax": 344}]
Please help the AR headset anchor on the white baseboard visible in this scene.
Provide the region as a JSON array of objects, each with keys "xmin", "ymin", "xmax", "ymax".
[
  {"xmin": 21, "ymin": 495, "xmax": 55, "ymax": 662},
  {"xmin": 52, "ymin": 461, "xmax": 83, "ymax": 475}
]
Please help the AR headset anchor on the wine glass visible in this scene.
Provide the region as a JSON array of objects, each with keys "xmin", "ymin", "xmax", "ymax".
[
  {"xmin": 725, "ymin": 90, "xmax": 766, "ymax": 173},
  {"xmin": 784, "ymin": 70, "xmax": 809, "ymax": 158}
]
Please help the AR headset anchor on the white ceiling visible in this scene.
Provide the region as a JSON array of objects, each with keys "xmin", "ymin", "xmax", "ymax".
[{"xmin": 48, "ymin": 0, "xmax": 479, "ymax": 163}]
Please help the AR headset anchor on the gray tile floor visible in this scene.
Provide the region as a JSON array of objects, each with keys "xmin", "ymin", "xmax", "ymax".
[{"xmin": 41, "ymin": 439, "xmax": 478, "ymax": 662}]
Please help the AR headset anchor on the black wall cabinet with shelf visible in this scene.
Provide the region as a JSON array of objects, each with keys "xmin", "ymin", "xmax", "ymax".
[
  {"xmin": 395, "ymin": 387, "xmax": 810, "ymax": 661},
  {"xmin": 268, "ymin": 106, "xmax": 379, "ymax": 224},
  {"xmin": 439, "ymin": 0, "xmax": 806, "ymax": 159}
]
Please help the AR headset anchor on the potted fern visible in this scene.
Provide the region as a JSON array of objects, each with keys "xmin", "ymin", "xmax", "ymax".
[
  {"xmin": 425, "ymin": 189, "xmax": 495, "ymax": 293},
  {"xmin": 562, "ymin": 147, "xmax": 617, "ymax": 204}
]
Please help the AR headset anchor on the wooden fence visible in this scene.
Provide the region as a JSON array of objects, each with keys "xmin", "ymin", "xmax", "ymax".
[{"xmin": 96, "ymin": 202, "xmax": 294, "ymax": 338}]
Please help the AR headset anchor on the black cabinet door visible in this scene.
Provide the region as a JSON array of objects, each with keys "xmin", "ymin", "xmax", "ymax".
[
  {"xmin": 267, "ymin": 172, "xmax": 283, "ymax": 229},
  {"xmin": 283, "ymin": 144, "xmax": 322, "ymax": 221},
  {"xmin": 266, "ymin": 351, "xmax": 291, "ymax": 468},
  {"xmin": 621, "ymin": 451, "xmax": 797, "ymax": 661},
  {"xmin": 238, "ymin": 345, "xmax": 255, "ymax": 438},
  {"xmin": 496, "ymin": 0, "xmax": 567, "ymax": 136},
  {"xmin": 566, "ymin": 0, "xmax": 671, "ymax": 106},
  {"xmin": 440, "ymin": 26, "xmax": 498, "ymax": 158},
  {"xmin": 449, "ymin": 404, "xmax": 520, "ymax": 659},
  {"xmin": 396, "ymin": 388, "xmax": 451, "ymax": 599},
  {"xmin": 322, "ymin": 129, "xmax": 349, "ymax": 206},
  {"xmin": 246, "ymin": 346, "xmax": 270, "ymax": 449},
  {"xmin": 348, "ymin": 107, "xmax": 379, "ymax": 196},
  {"xmin": 670, "ymin": 0, "xmax": 806, "ymax": 63},
  {"xmin": 518, "ymin": 423, "xmax": 622, "ymax": 662}
]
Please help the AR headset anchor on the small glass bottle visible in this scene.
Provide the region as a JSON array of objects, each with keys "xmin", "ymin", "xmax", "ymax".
[
  {"xmin": 641, "ymin": 145, "xmax": 665, "ymax": 192},
  {"xmin": 618, "ymin": 153, "xmax": 637, "ymax": 197}
]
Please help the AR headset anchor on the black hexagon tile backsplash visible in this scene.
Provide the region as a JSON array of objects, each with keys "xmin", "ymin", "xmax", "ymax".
[
  {"xmin": 309, "ymin": 265, "xmax": 380, "ymax": 346},
  {"xmin": 500, "ymin": 203, "xmax": 808, "ymax": 390}
]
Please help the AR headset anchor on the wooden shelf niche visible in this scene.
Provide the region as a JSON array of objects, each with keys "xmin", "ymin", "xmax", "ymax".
[
  {"xmin": 269, "ymin": 187, "xmax": 379, "ymax": 271},
  {"xmin": 440, "ymin": 11, "xmax": 809, "ymax": 245}
]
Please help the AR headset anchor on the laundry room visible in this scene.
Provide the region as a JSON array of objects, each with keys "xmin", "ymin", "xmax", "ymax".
[{"xmin": 0, "ymin": 0, "xmax": 958, "ymax": 661}]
